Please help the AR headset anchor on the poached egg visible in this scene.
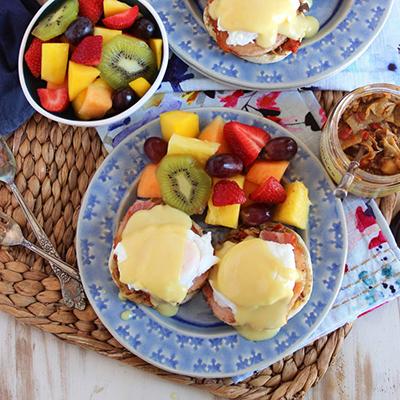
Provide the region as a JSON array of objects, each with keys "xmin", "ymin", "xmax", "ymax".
[
  {"xmin": 114, "ymin": 204, "xmax": 218, "ymax": 316},
  {"xmin": 209, "ymin": 0, "xmax": 319, "ymax": 49},
  {"xmin": 209, "ymin": 237, "xmax": 298, "ymax": 340}
]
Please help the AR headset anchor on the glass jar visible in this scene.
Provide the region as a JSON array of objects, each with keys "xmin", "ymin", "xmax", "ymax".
[{"xmin": 320, "ymin": 83, "xmax": 400, "ymax": 198}]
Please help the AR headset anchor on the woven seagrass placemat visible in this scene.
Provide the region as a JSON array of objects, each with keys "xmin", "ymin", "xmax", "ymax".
[{"xmin": 0, "ymin": 91, "xmax": 398, "ymax": 400}]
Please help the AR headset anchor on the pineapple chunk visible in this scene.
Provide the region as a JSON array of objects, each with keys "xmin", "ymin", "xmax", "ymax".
[
  {"xmin": 149, "ymin": 38, "xmax": 163, "ymax": 68},
  {"xmin": 272, "ymin": 181, "xmax": 311, "ymax": 230},
  {"xmin": 206, "ymin": 176, "xmax": 245, "ymax": 229},
  {"xmin": 103, "ymin": 0, "xmax": 130, "ymax": 17},
  {"xmin": 167, "ymin": 134, "xmax": 219, "ymax": 165},
  {"xmin": 68, "ymin": 61, "xmax": 100, "ymax": 101},
  {"xmin": 93, "ymin": 27, "xmax": 122, "ymax": 44},
  {"xmin": 129, "ymin": 77, "xmax": 151, "ymax": 97},
  {"xmin": 41, "ymin": 43, "xmax": 69, "ymax": 84},
  {"xmin": 160, "ymin": 111, "xmax": 199, "ymax": 140}
]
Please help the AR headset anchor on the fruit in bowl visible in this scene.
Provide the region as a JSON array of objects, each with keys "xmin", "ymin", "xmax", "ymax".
[{"xmin": 20, "ymin": 0, "xmax": 167, "ymax": 124}]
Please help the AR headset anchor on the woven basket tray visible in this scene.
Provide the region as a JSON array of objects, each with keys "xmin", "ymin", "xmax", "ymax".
[{"xmin": 0, "ymin": 91, "xmax": 397, "ymax": 400}]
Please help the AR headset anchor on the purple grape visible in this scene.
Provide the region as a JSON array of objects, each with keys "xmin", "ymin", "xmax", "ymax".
[
  {"xmin": 262, "ymin": 137, "xmax": 298, "ymax": 161},
  {"xmin": 144, "ymin": 137, "xmax": 168, "ymax": 163},
  {"xmin": 112, "ymin": 88, "xmax": 138, "ymax": 112},
  {"xmin": 64, "ymin": 17, "xmax": 93, "ymax": 45},
  {"xmin": 130, "ymin": 18, "xmax": 156, "ymax": 39},
  {"xmin": 205, "ymin": 154, "xmax": 243, "ymax": 178},
  {"xmin": 240, "ymin": 204, "xmax": 272, "ymax": 226}
]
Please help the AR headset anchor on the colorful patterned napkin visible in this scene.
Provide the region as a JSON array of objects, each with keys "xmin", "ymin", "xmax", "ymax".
[{"xmin": 96, "ymin": 89, "xmax": 400, "ymax": 374}]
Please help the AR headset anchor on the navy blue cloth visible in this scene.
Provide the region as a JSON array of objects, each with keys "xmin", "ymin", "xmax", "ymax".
[{"xmin": 0, "ymin": 0, "xmax": 39, "ymax": 135}]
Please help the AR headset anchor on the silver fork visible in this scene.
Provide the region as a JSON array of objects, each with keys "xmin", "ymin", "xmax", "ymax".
[
  {"xmin": 0, "ymin": 137, "xmax": 85, "ymax": 310},
  {"xmin": 0, "ymin": 211, "xmax": 80, "ymax": 281}
]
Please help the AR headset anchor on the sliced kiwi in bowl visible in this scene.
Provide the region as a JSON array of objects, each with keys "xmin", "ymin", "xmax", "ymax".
[
  {"xmin": 32, "ymin": 0, "xmax": 79, "ymax": 41},
  {"xmin": 157, "ymin": 155, "xmax": 212, "ymax": 216},
  {"xmin": 99, "ymin": 35, "xmax": 157, "ymax": 90}
]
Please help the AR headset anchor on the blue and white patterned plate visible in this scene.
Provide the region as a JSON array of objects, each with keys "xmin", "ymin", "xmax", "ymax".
[
  {"xmin": 151, "ymin": 0, "xmax": 394, "ymax": 89},
  {"xmin": 76, "ymin": 108, "xmax": 347, "ymax": 378}
]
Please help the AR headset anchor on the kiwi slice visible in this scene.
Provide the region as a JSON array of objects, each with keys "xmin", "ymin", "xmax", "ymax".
[
  {"xmin": 32, "ymin": 0, "xmax": 79, "ymax": 41},
  {"xmin": 99, "ymin": 35, "xmax": 157, "ymax": 90},
  {"xmin": 157, "ymin": 155, "xmax": 212, "ymax": 216}
]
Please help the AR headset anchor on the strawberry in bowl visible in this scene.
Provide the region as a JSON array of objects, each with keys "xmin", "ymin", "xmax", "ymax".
[{"xmin": 19, "ymin": 0, "xmax": 168, "ymax": 127}]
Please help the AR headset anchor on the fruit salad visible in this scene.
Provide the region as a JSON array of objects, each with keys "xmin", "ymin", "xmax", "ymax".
[
  {"xmin": 24, "ymin": 0, "xmax": 163, "ymax": 120},
  {"xmin": 137, "ymin": 111, "xmax": 312, "ymax": 230}
]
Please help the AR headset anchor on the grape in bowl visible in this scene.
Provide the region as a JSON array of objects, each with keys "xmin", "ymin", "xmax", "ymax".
[{"xmin": 18, "ymin": 0, "xmax": 169, "ymax": 127}]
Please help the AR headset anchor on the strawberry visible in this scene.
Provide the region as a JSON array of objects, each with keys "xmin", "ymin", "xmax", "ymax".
[
  {"xmin": 102, "ymin": 5, "xmax": 139, "ymax": 29},
  {"xmin": 227, "ymin": 122, "xmax": 270, "ymax": 147},
  {"xmin": 37, "ymin": 88, "xmax": 69, "ymax": 112},
  {"xmin": 79, "ymin": 0, "xmax": 103, "ymax": 24},
  {"xmin": 24, "ymin": 38, "xmax": 42, "ymax": 78},
  {"xmin": 250, "ymin": 176, "xmax": 286, "ymax": 204},
  {"xmin": 212, "ymin": 180, "xmax": 247, "ymax": 206},
  {"xmin": 224, "ymin": 122, "xmax": 270, "ymax": 167},
  {"xmin": 71, "ymin": 35, "xmax": 103, "ymax": 66}
]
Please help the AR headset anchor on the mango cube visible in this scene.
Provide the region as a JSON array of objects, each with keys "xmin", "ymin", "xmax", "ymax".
[
  {"xmin": 273, "ymin": 181, "xmax": 311, "ymax": 230},
  {"xmin": 103, "ymin": 0, "xmax": 130, "ymax": 17},
  {"xmin": 149, "ymin": 38, "xmax": 163, "ymax": 68},
  {"xmin": 41, "ymin": 43, "xmax": 69, "ymax": 85},
  {"xmin": 137, "ymin": 164, "xmax": 161, "ymax": 198},
  {"xmin": 93, "ymin": 27, "xmax": 122, "ymax": 44},
  {"xmin": 205, "ymin": 176, "xmax": 245, "ymax": 229},
  {"xmin": 167, "ymin": 134, "xmax": 219, "ymax": 165},
  {"xmin": 160, "ymin": 110, "xmax": 200, "ymax": 140},
  {"xmin": 246, "ymin": 160, "xmax": 289, "ymax": 185},
  {"xmin": 198, "ymin": 116, "xmax": 230, "ymax": 154},
  {"xmin": 72, "ymin": 78, "xmax": 112, "ymax": 120},
  {"xmin": 129, "ymin": 77, "xmax": 151, "ymax": 97},
  {"xmin": 68, "ymin": 61, "xmax": 100, "ymax": 100}
]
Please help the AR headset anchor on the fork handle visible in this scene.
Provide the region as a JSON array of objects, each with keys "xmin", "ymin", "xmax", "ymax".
[
  {"xmin": 21, "ymin": 239, "xmax": 80, "ymax": 281},
  {"xmin": 9, "ymin": 182, "xmax": 86, "ymax": 310}
]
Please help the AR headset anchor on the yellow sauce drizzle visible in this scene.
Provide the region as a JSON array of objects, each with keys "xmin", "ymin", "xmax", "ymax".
[{"xmin": 208, "ymin": 0, "xmax": 319, "ymax": 49}]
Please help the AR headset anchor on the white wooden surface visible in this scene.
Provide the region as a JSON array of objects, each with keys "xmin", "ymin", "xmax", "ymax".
[{"xmin": 1, "ymin": 298, "xmax": 400, "ymax": 400}]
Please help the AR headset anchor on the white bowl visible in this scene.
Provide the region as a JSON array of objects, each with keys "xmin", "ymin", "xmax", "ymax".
[{"xmin": 18, "ymin": 0, "xmax": 169, "ymax": 128}]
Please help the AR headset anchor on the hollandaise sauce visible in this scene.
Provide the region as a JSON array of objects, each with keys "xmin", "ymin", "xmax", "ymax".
[
  {"xmin": 208, "ymin": 0, "xmax": 319, "ymax": 49},
  {"xmin": 120, "ymin": 310, "xmax": 133, "ymax": 321},
  {"xmin": 116, "ymin": 205, "xmax": 193, "ymax": 317},
  {"xmin": 211, "ymin": 238, "xmax": 298, "ymax": 341}
]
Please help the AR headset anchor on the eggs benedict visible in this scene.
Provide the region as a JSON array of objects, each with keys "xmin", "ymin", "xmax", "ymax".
[
  {"xmin": 203, "ymin": 223, "xmax": 312, "ymax": 341},
  {"xmin": 203, "ymin": 0, "xmax": 319, "ymax": 64},
  {"xmin": 110, "ymin": 200, "xmax": 219, "ymax": 316}
]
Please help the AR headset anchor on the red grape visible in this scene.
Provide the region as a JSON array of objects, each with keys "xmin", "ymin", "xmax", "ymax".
[
  {"xmin": 112, "ymin": 88, "xmax": 138, "ymax": 112},
  {"xmin": 205, "ymin": 154, "xmax": 243, "ymax": 178},
  {"xmin": 144, "ymin": 137, "xmax": 168, "ymax": 163},
  {"xmin": 262, "ymin": 137, "xmax": 298, "ymax": 161},
  {"xmin": 240, "ymin": 204, "xmax": 272, "ymax": 226}
]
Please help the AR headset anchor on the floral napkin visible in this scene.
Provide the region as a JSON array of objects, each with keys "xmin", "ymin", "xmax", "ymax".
[{"xmin": 96, "ymin": 89, "xmax": 400, "ymax": 379}]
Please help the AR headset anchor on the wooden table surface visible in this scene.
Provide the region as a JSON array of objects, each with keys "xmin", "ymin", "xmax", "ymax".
[{"xmin": 1, "ymin": 297, "xmax": 400, "ymax": 400}]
